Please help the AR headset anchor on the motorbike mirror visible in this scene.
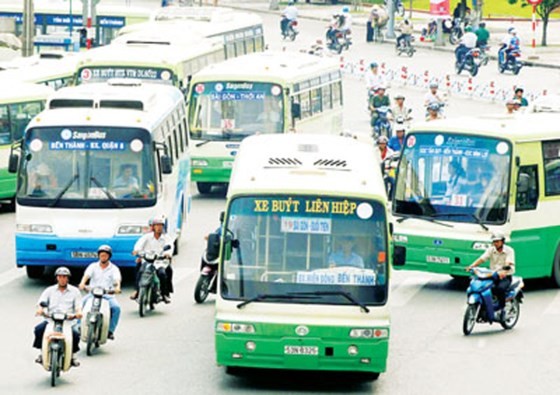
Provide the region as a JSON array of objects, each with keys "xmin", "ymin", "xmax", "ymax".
[
  {"xmin": 231, "ymin": 239, "xmax": 240, "ymax": 249},
  {"xmin": 8, "ymin": 153, "xmax": 19, "ymax": 174},
  {"xmin": 291, "ymin": 102, "xmax": 301, "ymax": 119},
  {"xmin": 163, "ymin": 245, "xmax": 172, "ymax": 251},
  {"xmin": 407, "ymin": 108, "xmax": 412, "ymax": 114},
  {"xmin": 39, "ymin": 301, "xmax": 48, "ymax": 308},
  {"xmin": 160, "ymin": 155, "xmax": 172, "ymax": 175},
  {"xmin": 219, "ymin": 211, "xmax": 225, "ymax": 223}
]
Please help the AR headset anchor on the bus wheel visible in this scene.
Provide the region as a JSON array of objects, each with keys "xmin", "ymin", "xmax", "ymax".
[
  {"xmin": 26, "ymin": 265, "xmax": 45, "ymax": 279},
  {"xmin": 358, "ymin": 372, "xmax": 380, "ymax": 381},
  {"xmin": 551, "ymin": 248, "xmax": 560, "ymax": 288},
  {"xmin": 197, "ymin": 182, "xmax": 212, "ymax": 195}
]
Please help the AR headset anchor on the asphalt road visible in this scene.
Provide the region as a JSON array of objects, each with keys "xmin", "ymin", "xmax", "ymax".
[{"xmin": 1, "ymin": 9, "xmax": 560, "ymax": 395}]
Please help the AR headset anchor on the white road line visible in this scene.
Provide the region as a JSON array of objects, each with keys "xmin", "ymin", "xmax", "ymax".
[
  {"xmin": 389, "ymin": 276, "xmax": 431, "ymax": 308},
  {"xmin": 0, "ymin": 268, "xmax": 24, "ymax": 288},
  {"xmin": 543, "ymin": 292, "xmax": 560, "ymax": 315}
]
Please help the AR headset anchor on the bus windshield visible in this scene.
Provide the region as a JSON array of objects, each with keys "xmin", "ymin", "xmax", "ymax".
[
  {"xmin": 0, "ymin": 101, "xmax": 44, "ymax": 144},
  {"xmin": 221, "ymin": 195, "xmax": 388, "ymax": 306},
  {"xmin": 393, "ymin": 132, "xmax": 512, "ymax": 224},
  {"xmin": 188, "ymin": 81, "xmax": 284, "ymax": 141},
  {"xmin": 17, "ymin": 126, "xmax": 156, "ymax": 208},
  {"xmin": 77, "ymin": 66, "xmax": 175, "ymax": 86}
]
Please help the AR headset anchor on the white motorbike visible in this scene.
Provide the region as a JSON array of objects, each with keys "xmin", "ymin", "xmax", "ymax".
[{"xmin": 81, "ymin": 287, "xmax": 112, "ymax": 355}]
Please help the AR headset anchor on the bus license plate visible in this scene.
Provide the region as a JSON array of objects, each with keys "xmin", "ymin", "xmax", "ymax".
[
  {"xmin": 284, "ymin": 346, "xmax": 319, "ymax": 355},
  {"xmin": 71, "ymin": 251, "xmax": 97, "ymax": 259},
  {"xmin": 426, "ymin": 255, "xmax": 450, "ymax": 264}
]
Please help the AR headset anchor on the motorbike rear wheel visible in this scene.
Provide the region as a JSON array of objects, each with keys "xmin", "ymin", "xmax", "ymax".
[
  {"xmin": 194, "ymin": 275, "xmax": 211, "ymax": 304},
  {"xmin": 289, "ymin": 30, "xmax": 297, "ymax": 42},
  {"xmin": 50, "ymin": 348, "xmax": 59, "ymax": 387},
  {"xmin": 463, "ymin": 304, "xmax": 477, "ymax": 335},
  {"xmin": 513, "ymin": 64, "xmax": 521, "ymax": 75},
  {"xmin": 500, "ymin": 299, "xmax": 520, "ymax": 330},
  {"xmin": 449, "ymin": 32, "xmax": 460, "ymax": 45}
]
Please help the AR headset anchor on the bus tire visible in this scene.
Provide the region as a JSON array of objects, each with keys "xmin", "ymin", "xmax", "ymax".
[
  {"xmin": 358, "ymin": 372, "xmax": 380, "ymax": 381},
  {"xmin": 550, "ymin": 247, "xmax": 560, "ymax": 288},
  {"xmin": 197, "ymin": 182, "xmax": 212, "ymax": 194},
  {"xmin": 26, "ymin": 265, "xmax": 45, "ymax": 279}
]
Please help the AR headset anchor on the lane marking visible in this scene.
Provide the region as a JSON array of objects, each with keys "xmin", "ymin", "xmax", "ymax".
[
  {"xmin": 543, "ymin": 292, "xmax": 560, "ymax": 315},
  {"xmin": 390, "ymin": 276, "xmax": 431, "ymax": 308},
  {"xmin": 0, "ymin": 268, "xmax": 24, "ymax": 288}
]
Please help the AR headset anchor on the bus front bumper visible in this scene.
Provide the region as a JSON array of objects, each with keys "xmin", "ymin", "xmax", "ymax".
[
  {"xmin": 15, "ymin": 234, "xmax": 139, "ymax": 268},
  {"xmin": 191, "ymin": 158, "xmax": 233, "ymax": 183},
  {"xmin": 216, "ymin": 333, "xmax": 389, "ymax": 373}
]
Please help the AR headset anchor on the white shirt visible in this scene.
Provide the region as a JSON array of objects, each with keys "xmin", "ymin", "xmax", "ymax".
[
  {"xmin": 134, "ymin": 232, "xmax": 175, "ymax": 255},
  {"xmin": 479, "ymin": 245, "xmax": 515, "ymax": 274},
  {"xmin": 365, "ymin": 72, "xmax": 386, "ymax": 90},
  {"xmin": 460, "ymin": 32, "xmax": 478, "ymax": 48},
  {"xmin": 38, "ymin": 284, "xmax": 81, "ymax": 314},
  {"xmin": 424, "ymin": 91, "xmax": 443, "ymax": 106},
  {"xmin": 341, "ymin": 12, "xmax": 352, "ymax": 30},
  {"xmin": 84, "ymin": 262, "xmax": 122, "ymax": 290},
  {"xmin": 282, "ymin": 5, "xmax": 298, "ymax": 21}
]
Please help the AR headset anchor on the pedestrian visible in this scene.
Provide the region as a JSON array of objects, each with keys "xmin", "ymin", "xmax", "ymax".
[{"xmin": 513, "ymin": 86, "xmax": 528, "ymax": 107}]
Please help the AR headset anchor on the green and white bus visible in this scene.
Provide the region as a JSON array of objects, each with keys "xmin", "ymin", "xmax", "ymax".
[
  {"xmin": 187, "ymin": 51, "xmax": 343, "ymax": 194},
  {"xmin": 211, "ymin": 134, "xmax": 390, "ymax": 378},
  {"xmin": 0, "ymin": 83, "xmax": 53, "ymax": 207},
  {"xmin": 392, "ymin": 113, "xmax": 560, "ymax": 286}
]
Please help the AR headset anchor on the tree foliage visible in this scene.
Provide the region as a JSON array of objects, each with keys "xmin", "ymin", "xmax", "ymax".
[{"xmin": 507, "ymin": 0, "xmax": 560, "ymax": 46}]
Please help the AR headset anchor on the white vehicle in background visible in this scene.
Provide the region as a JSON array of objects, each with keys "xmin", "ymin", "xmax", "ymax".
[
  {"xmin": 9, "ymin": 80, "xmax": 190, "ymax": 278},
  {"xmin": 186, "ymin": 51, "xmax": 343, "ymax": 194}
]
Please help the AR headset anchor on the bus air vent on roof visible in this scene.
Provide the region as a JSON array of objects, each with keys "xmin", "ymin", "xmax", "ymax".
[
  {"xmin": 268, "ymin": 157, "xmax": 303, "ymax": 166},
  {"xmin": 313, "ymin": 159, "xmax": 347, "ymax": 168}
]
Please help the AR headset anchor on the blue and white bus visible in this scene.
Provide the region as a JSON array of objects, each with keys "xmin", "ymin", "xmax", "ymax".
[{"xmin": 9, "ymin": 80, "xmax": 190, "ymax": 278}]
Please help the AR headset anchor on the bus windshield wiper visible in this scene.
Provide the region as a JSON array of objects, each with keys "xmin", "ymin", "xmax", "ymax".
[
  {"xmin": 90, "ymin": 176, "xmax": 123, "ymax": 208},
  {"xmin": 195, "ymin": 139, "xmax": 212, "ymax": 148},
  {"xmin": 49, "ymin": 173, "xmax": 79, "ymax": 207},
  {"xmin": 396, "ymin": 214, "xmax": 454, "ymax": 228},
  {"xmin": 288, "ymin": 291, "xmax": 370, "ymax": 313},
  {"xmin": 429, "ymin": 213, "xmax": 489, "ymax": 231},
  {"xmin": 236, "ymin": 293, "xmax": 319, "ymax": 309}
]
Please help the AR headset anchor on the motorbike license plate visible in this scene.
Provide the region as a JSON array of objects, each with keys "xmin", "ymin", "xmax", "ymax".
[
  {"xmin": 71, "ymin": 251, "xmax": 98, "ymax": 259},
  {"xmin": 284, "ymin": 345, "xmax": 319, "ymax": 355},
  {"xmin": 426, "ymin": 255, "xmax": 450, "ymax": 264}
]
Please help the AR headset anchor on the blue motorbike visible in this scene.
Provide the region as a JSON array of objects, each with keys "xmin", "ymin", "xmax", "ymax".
[
  {"xmin": 371, "ymin": 106, "xmax": 392, "ymax": 138},
  {"xmin": 463, "ymin": 267, "xmax": 524, "ymax": 336},
  {"xmin": 498, "ymin": 48, "xmax": 523, "ymax": 75}
]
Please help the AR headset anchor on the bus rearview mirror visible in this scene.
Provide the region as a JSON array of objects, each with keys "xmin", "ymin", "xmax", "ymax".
[
  {"xmin": 161, "ymin": 155, "xmax": 172, "ymax": 174},
  {"xmin": 8, "ymin": 154, "xmax": 19, "ymax": 174},
  {"xmin": 206, "ymin": 233, "xmax": 221, "ymax": 261},
  {"xmin": 291, "ymin": 102, "xmax": 301, "ymax": 119}
]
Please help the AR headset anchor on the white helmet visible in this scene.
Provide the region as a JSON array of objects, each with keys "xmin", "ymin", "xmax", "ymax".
[{"xmin": 491, "ymin": 232, "xmax": 506, "ymax": 242}]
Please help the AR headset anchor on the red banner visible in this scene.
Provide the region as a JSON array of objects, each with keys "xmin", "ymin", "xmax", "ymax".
[{"xmin": 430, "ymin": 0, "xmax": 450, "ymax": 15}]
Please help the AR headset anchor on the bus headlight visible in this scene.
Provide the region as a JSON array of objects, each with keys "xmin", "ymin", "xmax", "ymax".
[
  {"xmin": 472, "ymin": 242, "xmax": 491, "ymax": 250},
  {"xmin": 245, "ymin": 341, "xmax": 256, "ymax": 351},
  {"xmin": 216, "ymin": 322, "xmax": 255, "ymax": 333},
  {"xmin": 17, "ymin": 224, "xmax": 53, "ymax": 233},
  {"xmin": 393, "ymin": 234, "xmax": 408, "ymax": 243},
  {"xmin": 349, "ymin": 328, "xmax": 388, "ymax": 339},
  {"xmin": 117, "ymin": 225, "xmax": 149, "ymax": 235},
  {"xmin": 347, "ymin": 345, "xmax": 359, "ymax": 356},
  {"xmin": 192, "ymin": 160, "xmax": 208, "ymax": 167}
]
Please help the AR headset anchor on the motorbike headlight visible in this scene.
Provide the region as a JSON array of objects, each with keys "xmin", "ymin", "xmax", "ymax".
[{"xmin": 17, "ymin": 224, "xmax": 53, "ymax": 233}]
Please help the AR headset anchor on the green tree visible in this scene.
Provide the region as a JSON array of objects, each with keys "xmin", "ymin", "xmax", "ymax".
[{"xmin": 508, "ymin": 0, "xmax": 560, "ymax": 46}]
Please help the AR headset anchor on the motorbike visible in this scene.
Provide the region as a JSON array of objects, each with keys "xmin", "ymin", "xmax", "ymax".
[
  {"xmin": 381, "ymin": 153, "xmax": 400, "ymax": 200},
  {"xmin": 326, "ymin": 26, "xmax": 351, "ymax": 54},
  {"xmin": 456, "ymin": 47, "xmax": 482, "ymax": 77},
  {"xmin": 137, "ymin": 245, "xmax": 172, "ymax": 317},
  {"xmin": 194, "ymin": 249, "xmax": 219, "ymax": 304},
  {"xmin": 396, "ymin": 35, "xmax": 415, "ymax": 57},
  {"xmin": 462, "ymin": 267, "xmax": 524, "ymax": 336},
  {"xmin": 371, "ymin": 106, "xmax": 392, "ymax": 138},
  {"xmin": 281, "ymin": 17, "xmax": 298, "ymax": 41},
  {"xmin": 498, "ymin": 48, "xmax": 523, "ymax": 75},
  {"xmin": 81, "ymin": 286, "xmax": 112, "ymax": 356},
  {"xmin": 449, "ymin": 18, "xmax": 464, "ymax": 45},
  {"xmin": 39, "ymin": 303, "xmax": 76, "ymax": 387}
]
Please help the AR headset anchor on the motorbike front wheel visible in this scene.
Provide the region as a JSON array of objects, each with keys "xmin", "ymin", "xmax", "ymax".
[
  {"xmin": 513, "ymin": 63, "xmax": 521, "ymax": 75},
  {"xmin": 138, "ymin": 287, "xmax": 149, "ymax": 317},
  {"xmin": 470, "ymin": 62, "xmax": 479, "ymax": 77},
  {"xmin": 86, "ymin": 323, "xmax": 96, "ymax": 356},
  {"xmin": 50, "ymin": 348, "xmax": 59, "ymax": 387},
  {"xmin": 463, "ymin": 304, "xmax": 477, "ymax": 335},
  {"xmin": 194, "ymin": 275, "xmax": 211, "ymax": 304},
  {"xmin": 455, "ymin": 61, "xmax": 463, "ymax": 75},
  {"xmin": 500, "ymin": 299, "xmax": 520, "ymax": 330}
]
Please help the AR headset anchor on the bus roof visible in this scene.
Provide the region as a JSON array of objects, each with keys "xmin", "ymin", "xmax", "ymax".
[
  {"xmin": 0, "ymin": 54, "xmax": 80, "ymax": 84},
  {"xmin": 76, "ymin": 38, "xmax": 222, "ymax": 68},
  {"xmin": 46, "ymin": 80, "xmax": 184, "ymax": 112},
  {"xmin": 410, "ymin": 113, "xmax": 560, "ymax": 142},
  {"xmin": 191, "ymin": 51, "xmax": 340, "ymax": 85},
  {"xmin": 1, "ymin": 0, "xmax": 152, "ymax": 18},
  {"xmin": 228, "ymin": 134, "xmax": 386, "ymax": 201},
  {"xmin": 0, "ymin": 82, "xmax": 53, "ymax": 103}
]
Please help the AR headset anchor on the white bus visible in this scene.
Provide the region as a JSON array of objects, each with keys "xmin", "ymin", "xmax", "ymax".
[
  {"xmin": 116, "ymin": 6, "xmax": 265, "ymax": 59},
  {"xmin": 74, "ymin": 38, "xmax": 225, "ymax": 94},
  {"xmin": 9, "ymin": 81, "xmax": 190, "ymax": 278},
  {"xmin": 0, "ymin": 83, "xmax": 53, "ymax": 207},
  {"xmin": 186, "ymin": 51, "xmax": 343, "ymax": 194},
  {"xmin": 211, "ymin": 134, "xmax": 390, "ymax": 378}
]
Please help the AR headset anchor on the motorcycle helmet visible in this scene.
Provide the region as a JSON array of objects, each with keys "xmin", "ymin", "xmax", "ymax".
[
  {"xmin": 427, "ymin": 102, "xmax": 440, "ymax": 111},
  {"xmin": 377, "ymin": 84, "xmax": 386, "ymax": 91},
  {"xmin": 394, "ymin": 93, "xmax": 405, "ymax": 100},
  {"xmin": 514, "ymin": 85, "xmax": 524, "ymax": 93},
  {"xmin": 342, "ymin": 6, "xmax": 350, "ymax": 13},
  {"xmin": 429, "ymin": 82, "xmax": 439, "ymax": 89},
  {"xmin": 377, "ymin": 135, "xmax": 389, "ymax": 144},
  {"xmin": 395, "ymin": 123, "xmax": 407, "ymax": 132},
  {"xmin": 479, "ymin": 22, "xmax": 486, "ymax": 28},
  {"xmin": 151, "ymin": 217, "xmax": 165, "ymax": 226},
  {"xmin": 97, "ymin": 244, "xmax": 113, "ymax": 258},
  {"xmin": 54, "ymin": 266, "xmax": 72, "ymax": 277},
  {"xmin": 508, "ymin": 27, "xmax": 517, "ymax": 35},
  {"xmin": 370, "ymin": 61, "xmax": 378, "ymax": 68},
  {"xmin": 491, "ymin": 232, "xmax": 506, "ymax": 242},
  {"xmin": 465, "ymin": 25, "xmax": 473, "ymax": 33}
]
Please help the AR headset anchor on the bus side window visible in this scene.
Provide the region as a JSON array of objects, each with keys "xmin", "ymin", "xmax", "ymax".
[
  {"xmin": 167, "ymin": 136, "xmax": 174, "ymax": 167},
  {"xmin": 515, "ymin": 165, "xmax": 538, "ymax": 211},
  {"xmin": 543, "ymin": 140, "xmax": 560, "ymax": 195}
]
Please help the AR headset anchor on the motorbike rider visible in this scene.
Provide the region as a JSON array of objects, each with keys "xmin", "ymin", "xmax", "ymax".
[
  {"xmin": 467, "ymin": 232, "xmax": 515, "ymax": 312},
  {"xmin": 426, "ymin": 102, "xmax": 443, "ymax": 121},
  {"xmin": 513, "ymin": 86, "xmax": 529, "ymax": 107},
  {"xmin": 396, "ymin": 18, "xmax": 414, "ymax": 49},
  {"xmin": 340, "ymin": 6, "xmax": 353, "ymax": 35},
  {"xmin": 365, "ymin": 62, "xmax": 386, "ymax": 95},
  {"xmin": 369, "ymin": 85, "xmax": 391, "ymax": 127},
  {"xmin": 34, "ymin": 267, "xmax": 82, "ymax": 367},
  {"xmin": 499, "ymin": 27, "xmax": 520, "ymax": 65},
  {"xmin": 131, "ymin": 217, "xmax": 174, "ymax": 303},
  {"xmin": 455, "ymin": 25, "xmax": 477, "ymax": 64},
  {"xmin": 388, "ymin": 122, "xmax": 406, "ymax": 152},
  {"xmin": 424, "ymin": 82, "xmax": 445, "ymax": 109},
  {"xmin": 475, "ymin": 21, "xmax": 490, "ymax": 47},
  {"xmin": 281, "ymin": 1, "xmax": 298, "ymax": 36},
  {"xmin": 390, "ymin": 93, "xmax": 412, "ymax": 123},
  {"xmin": 79, "ymin": 245, "xmax": 122, "ymax": 340},
  {"xmin": 377, "ymin": 135, "xmax": 394, "ymax": 161}
]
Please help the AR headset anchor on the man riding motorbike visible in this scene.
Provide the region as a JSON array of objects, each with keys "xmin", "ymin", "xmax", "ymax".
[
  {"xmin": 467, "ymin": 233, "xmax": 515, "ymax": 316},
  {"xmin": 79, "ymin": 245, "xmax": 122, "ymax": 340},
  {"xmin": 281, "ymin": 1, "xmax": 298, "ymax": 37},
  {"xmin": 396, "ymin": 18, "xmax": 413, "ymax": 49},
  {"xmin": 131, "ymin": 217, "xmax": 174, "ymax": 303},
  {"xmin": 34, "ymin": 267, "xmax": 82, "ymax": 367},
  {"xmin": 499, "ymin": 27, "xmax": 520, "ymax": 65},
  {"xmin": 455, "ymin": 25, "xmax": 477, "ymax": 65},
  {"xmin": 475, "ymin": 22, "xmax": 490, "ymax": 48}
]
